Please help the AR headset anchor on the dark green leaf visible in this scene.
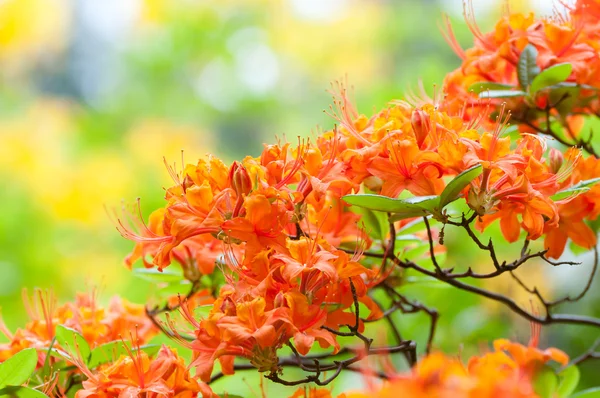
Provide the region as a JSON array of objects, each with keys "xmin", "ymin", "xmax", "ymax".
[
  {"xmin": 0, "ymin": 349, "xmax": 37, "ymax": 388},
  {"xmin": 551, "ymin": 178, "xmax": 600, "ymax": 201},
  {"xmin": 133, "ymin": 267, "xmax": 183, "ymax": 283},
  {"xmin": 517, "ymin": 44, "xmax": 540, "ymax": 89},
  {"xmin": 557, "ymin": 365, "xmax": 580, "ymax": 397},
  {"xmin": 439, "ymin": 164, "xmax": 482, "ymax": 209},
  {"xmin": 572, "ymin": 387, "xmax": 600, "ymax": 398},
  {"xmin": 479, "ymin": 90, "xmax": 527, "ymax": 99},
  {"xmin": 530, "ymin": 63, "xmax": 572, "ymax": 94},
  {"xmin": 0, "ymin": 386, "xmax": 48, "ymax": 398},
  {"xmin": 532, "ymin": 365, "xmax": 558, "ymax": 398},
  {"xmin": 468, "ymin": 82, "xmax": 515, "ymax": 94},
  {"xmin": 55, "ymin": 325, "xmax": 91, "ymax": 364}
]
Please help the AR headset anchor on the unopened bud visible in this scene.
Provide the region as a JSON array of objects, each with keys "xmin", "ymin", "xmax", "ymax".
[
  {"xmin": 549, "ymin": 148, "xmax": 564, "ymax": 174},
  {"xmin": 411, "ymin": 108, "xmax": 431, "ymax": 148},
  {"xmin": 228, "ymin": 161, "xmax": 252, "ymax": 197},
  {"xmin": 274, "ymin": 291, "xmax": 285, "ymax": 308},
  {"xmin": 220, "ymin": 296, "xmax": 236, "ymax": 316}
]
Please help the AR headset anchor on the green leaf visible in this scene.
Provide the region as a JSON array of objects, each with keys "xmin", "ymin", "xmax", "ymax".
[
  {"xmin": 38, "ymin": 337, "xmax": 56, "ymax": 380},
  {"xmin": 343, "ymin": 194, "xmax": 439, "ymax": 214},
  {"xmin": 549, "ymin": 84, "xmax": 581, "ymax": 116},
  {"xmin": 155, "ymin": 281, "xmax": 193, "ymax": 299},
  {"xmin": 569, "ymin": 240, "xmax": 588, "ymax": 256},
  {"xmin": 388, "ymin": 208, "xmax": 432, "ymax": 222},
  {"xmin": 552, "ymin": 187, "xmax": 590, "ymax": 201},
  {"xmin": 0, "ymin": 386, "xmax": 48, "ymax": 398},
  {"xmin": 548, "ymin": 82, "xmax": 599, "ymax": 90},
  {"xmin": 532, "ymin": 365, "xmax": 558, "ymax": 398},
  {"xmin": 557, "ymin": 365, "xmax": 580, "ymax": 397},
  {"xmin": 353, "ymin": 206, "xmax": 388, "ymax": 241},
  {"xmin": 572, "ymin": 387, "xmax": 600, "ymax": 398},
  {"xmin": 517, "ymin": 44, "xmax": 540, "ymax": 90},
  {"xmin": 468, "ymin": 82, "xmax": 515, "ymax": 94},
  {"xmin": 397, "ymin": 217, "xmax": 426, "ymax": 234},
  {"xmin": 0, "ymin": 348, "xmax": 38, "ymax": 388},
  {"xmin": 551, "ymin": 178, "xmax": 600, "ymax": 201},
  {"xmin": 439, "ymin": 164, "xmax": 482, "ymax": 209},
  {"xmin": 479, "ymin": 90, "xmax": 527, "ymax": 99},
  {"xmin": 530, "ymin": 63, "xmax": 572, "ymax": 94},
  {"xmin": 88, "ymin": 342, "xmax": 161, "ymax": 369},
  {"xmin": 133, "ymin": 267, "xmax": 184, "ymax": 283},
  {"xmin": 533, "ymin": 365, "xmax": 558, "ymax": 398},
  {"xmin": 55, "ymin": 325, "xmax": 91, "ymax": 364}
]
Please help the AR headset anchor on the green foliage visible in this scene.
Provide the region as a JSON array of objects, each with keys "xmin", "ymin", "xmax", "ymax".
[
  {"xmin": 468, "ymin": 82, "xmax": 515, "ymax": 94},
  {"xmin": 439, "ymin": 164, "xmax": 482, "ymax": 209},
  {"xmin": 557, "ymin": 365, "xmax": 580, "ymax": 398},
  {"xmin": 572, "ymin": 387, "xmax": 600, "ymax": 398},
  {"xmin": 343, "ymin": 194, "xmax": 437, "ymax": 218},
  {"xmin": 345, "ymin": 164, "xmax": 481, "ymax": 223},
  {"xmin": 55, "ymin": 325, "xmax": 91, "ymax": 364},
  {"xmin": 353, "ymin": 206, "xmax": 389, "ymax": 241},
  {"xmin": 88, "ymin": 342, "xmax": 161, "ymax": 369},
  {"xmin": 533, "ymin": 365, "xmax": 558, "ymax": 398},
  {"xmin": 479, "ymin": 90, "xmax": 527, "ymax": 98},
  {"xmin": 517, "ymin": 44, "xmax": 541, "ymax": 90},
  {"xmin": 133, "ymin": 267, "xmax": 184, "ymax": 283},
  {"xmin": 0, "ymin": 386, "xmax": 48, "ymax": 398},
  {"xmin": 530, "ymin": 63, "xmax": 572, "ymax": 94},
  {"xmin": 551, "ymin": 178, "xmax": 600, "ymax": 201},
  {"xmin": 0, "ymin": 348, "xmax": 37, "ymax": 388}
]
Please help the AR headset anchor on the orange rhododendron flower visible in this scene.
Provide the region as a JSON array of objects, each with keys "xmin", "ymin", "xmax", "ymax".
[
  {"xmin": 0, "ymin": 290, "xmax": 156, "ymax": 363},
  {"xmin": 345, "ymin": 325, "xmax": 568, "ymax": 398},
  {"xmin": 75, "ymin": 345, "xmax": 212, "ymax": 398}
]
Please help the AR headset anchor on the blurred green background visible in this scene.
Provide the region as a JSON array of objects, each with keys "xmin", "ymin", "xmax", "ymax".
[{"xmin": 1, "ymin": 0, "xmax": 598, "ymax": 394}]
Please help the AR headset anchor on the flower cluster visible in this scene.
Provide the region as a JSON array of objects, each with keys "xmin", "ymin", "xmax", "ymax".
[
  {"xmin": 286, "ymin": 324, "xmax": 569, "ymax": 398},
  {"xmin": 4, "ymin": 0, "xmax": 600, "ymax": 397},
  {"xmin": 442, "ymin": 2, "xmax": 600, "ymax": 121},
  {"xmin": 345, "ymin": 336, "xmax": 568, "ymax": 398},
  {"xmin": 0, "ymin": 290, "xmax": 156, "ymax": 362},
  {"xmin": 118, "ymin": 66, "xmax": 600, "ymax": 382},
  {"xmin": 73, "ymin": 345, "xmax": 211, "ymax": 398}
]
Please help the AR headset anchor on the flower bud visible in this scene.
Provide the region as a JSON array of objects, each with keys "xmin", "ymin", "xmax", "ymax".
[
  {"xmin": 274, "ymin": 291, "xmax": 285, "ymax": 308},
  {"xmin": 549, "ymin": 148, "xmax": 564, "ymax": 174},
  {"xmin": 411, "ymin": 108, "xmax": 431, "ymax": 148},
  {"xmin": 228, "ymin": 161, "xmax": 252, "ymax": 197},
  {"xmin": 220, "ymin": 296, "xmax": 236, "ymax": 316}
]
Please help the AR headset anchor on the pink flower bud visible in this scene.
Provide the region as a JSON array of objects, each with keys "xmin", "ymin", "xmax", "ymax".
[{"xmin": 549, "ymin": 148, "xmax": 564, "ymax": 174}]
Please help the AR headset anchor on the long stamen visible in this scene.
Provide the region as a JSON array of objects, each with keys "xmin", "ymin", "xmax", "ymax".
[{"xmin": 439, "ymin": 13, "xmax": 466, "ymax": 60}]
